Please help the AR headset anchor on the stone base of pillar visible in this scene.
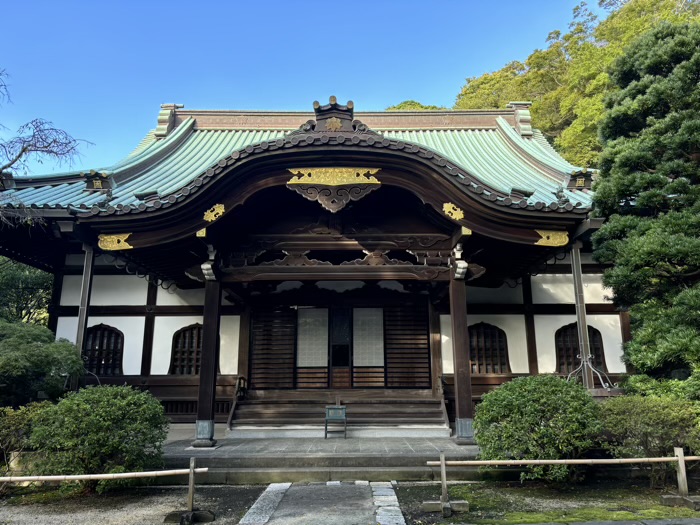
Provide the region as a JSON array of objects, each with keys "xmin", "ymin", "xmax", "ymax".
[
  {"xmin": 192, "ymin": 419, "xmax": 217, "ymax": 448},
  {"xmin": 453, "ymin": 417, "xmax": 475, "ymax": 445}
]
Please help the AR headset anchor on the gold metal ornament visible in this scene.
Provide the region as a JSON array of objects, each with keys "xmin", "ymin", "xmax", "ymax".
[
  {"xmin": 196, "ymin": 228, "xmax": 207, "ymax": 238},
  {"xmin": 287, "ymin": 168, "xmax": 381, "ymax": 186},
  {"xmin": 324, "ymin": 117, "xmax": 343, "ymax": 131},
  {"xmin": 203, "ymin": 203, "xmax": 225, "ymax": 222},
  {"xmin": 98, "ymin": 233, "xmax": 133, "ymax": 251},
  {"xmin": 461, "ymin": 226, "xmax": 473, "ymax": 236},
  {"xmin": 534, "ymin": 230, "xmax": 569, "ymax": 247},
  {"xmin": 442, "ymin": 202, "xmax": 465, "ymax": 221}
]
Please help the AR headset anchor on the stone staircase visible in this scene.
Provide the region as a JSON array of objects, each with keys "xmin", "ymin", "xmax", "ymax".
[{"xmin": 227, "ymin": 390, "xmax": 450, "ymax": 438}]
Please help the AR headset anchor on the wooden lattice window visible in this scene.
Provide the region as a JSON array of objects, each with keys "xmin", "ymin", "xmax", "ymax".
[
  {"xmin": 469, "ymin": 322, "xmax": 510, "ymax": 374},
  {"xmin": 169, "ymin": 324, "xmax": 204, "ymax": 375},
  {"xmin": 555, "ymin": 323, "xmax": 607, "ymax": 374},
  {"xmin": 84, "ymin": 324, "xmax": 124, "ymax": 376}
]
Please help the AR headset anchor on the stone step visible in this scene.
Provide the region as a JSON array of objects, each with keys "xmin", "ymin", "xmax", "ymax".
[{"xmin": 226, "ymin": 426, "xmax": 451, "ymax": 439}]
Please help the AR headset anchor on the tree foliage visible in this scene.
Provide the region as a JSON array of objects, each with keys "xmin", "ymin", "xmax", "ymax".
[
  {"xmin": 454, "ymin": 0, "xmax": 699, "ymax": 166},
  {"xmin": 592, "ymin": 23, "xmax": 700, "ymax": 379},
  {"xmin": 474, "ymin": 375, "xmax": 601, "ymax": 482},
  {"xmin": 0, "ymin": 321, "xmax": 83, "ymax": 407},
  {"xmin": 385, "ymin": 100, "xmax": 447, "ymax": 111},
  {"xmin": 29, "ymin": 386, "xmax": 168, "ymax": 493},
  {"xmin": 0, "ymin": 257, "xmax": 52, "ymax": 324}
]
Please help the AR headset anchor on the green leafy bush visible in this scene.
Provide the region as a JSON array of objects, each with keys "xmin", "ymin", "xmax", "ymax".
[
  {"xmin": 474, "ymin": 375, "xmax": 601, "ymax": 482},
  {"xmin": 29, "ymin": 386, "xmax": 169, "ymax": 493},
  {"xmin": 0, "ymin": 321, "xmax": 83, "ymax": 406},
  {"xmin": 0, "ymin": 402, "xmax": 48, "ymax": 492},
  {"xmin": 623, "ymin": 374, "xmax": 700, "ymax": 400},
  {"xmin": 600, "ymin": 395, "xmax": 700, "ymax": 487}
]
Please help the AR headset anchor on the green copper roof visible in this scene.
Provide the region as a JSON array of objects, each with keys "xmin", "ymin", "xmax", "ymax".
[{"xmin": 0, "ymin": 108, "xmax": 593, "ymax": 212}]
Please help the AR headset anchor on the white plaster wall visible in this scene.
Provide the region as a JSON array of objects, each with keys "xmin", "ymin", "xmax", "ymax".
[
  {"xmin": 467, "ymin": 284, "xmax": 523, "ymax": 304},
  {"xmin": 588, "ymin": 314, "xmax": 625, "ymax": 373},
  {"xmin": 151, "ymin": 316, "xmax": 203, "ymax": 375},
  {"xmin": 534, "ymin": 314, "xmax": 576, "ymax": 373},
  {"xmin": 534, "ymin": 314, "xmax": 625, "ymax": 373},
  {"xmin": 440, "ymin": 315, "xmax": 454, "ymax": 374},
  {"xmin": 439, "ymin": 314, "xmax": 529, "ymax": 374},
  {"xmin": 54, "ymin": 316, "xmax": 144, "ymax": 375},
  {"xmin": 60, "ymin": 275, "xmax": 148, "ymax": 306},
  {"xmin": 467, "ymin": 315, "xmax": 529, "ymax": 373},
  {"xmin": 531, "ymin": 274, "xmax": 575, "ymax": 304},
  {"xmin": 583, "ymin": 274, "xmax": 613, "ymax": 304},
  {"xmin": 151, "ymin": 316, "xmax": 240, "ymax": 375},
  {"xmin": 220, "ymin": 315, "xmax": 240, "ymax": 375},
  {"xmin": 156, "ymin": 287, "xmax": 205, "ymax": 306}
]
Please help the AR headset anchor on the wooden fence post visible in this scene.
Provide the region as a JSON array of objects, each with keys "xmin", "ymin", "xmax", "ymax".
[
  {"xmin": 440, "ymin": 453, "xmax": 451, "ymax": 517},
  {"xmin": 675, "ymin": 448, "xmax": 689, "ymax": 497},
  {"xmin": 187, "ymin": 457, "xmax": 196, "ymax": 512}
]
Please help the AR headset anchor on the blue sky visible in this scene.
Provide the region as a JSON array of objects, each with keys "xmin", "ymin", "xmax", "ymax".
[{"xmin": 2, "ymin": 0, "xmax": 604, "ymax": 174}]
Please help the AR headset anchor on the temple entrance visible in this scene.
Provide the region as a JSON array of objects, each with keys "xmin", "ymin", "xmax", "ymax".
[{"xmin": 247, "ymin": 298, "xmax": 431, "ymax": 390}]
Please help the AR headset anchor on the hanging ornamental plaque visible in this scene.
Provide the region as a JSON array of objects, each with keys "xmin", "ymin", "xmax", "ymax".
[
  {"xmin": 286, "ymin": 167, "xmax": 381, "ymax": 213},
  {"xmin": 98, "ymin": 233, "xmax": 133, "ymax": 251},
  {"xmin": 534, "ymin": 230, "xmax": 569, "ymax": 247}
]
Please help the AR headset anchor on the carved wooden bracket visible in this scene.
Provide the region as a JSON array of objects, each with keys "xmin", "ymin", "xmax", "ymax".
[{"xmin": 286, "ymin": 168, "xmax": 381, "ymax": 213}]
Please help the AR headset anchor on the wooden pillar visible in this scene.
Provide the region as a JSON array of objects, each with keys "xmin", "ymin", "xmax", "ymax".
[
  {"xmin": 449, "ymin": 271, "xmax": 474, "ymax": 443},
  {"xmin": 75, "ymin": 244, "xmax": 95, "ymax": 362},
  {"xmin": 140, "ymin": 280, "xmax": 158, "ymax": 377},
  {"xmin": 47, "ymin": 269, "xmax": 64, "ymax": 334},
  {"xmin": 572, "ymin": 241, "xmax": 595, "ymax": 389},
  {"xmin": 429, "ymin": 301, "xmax": 444, "ymax": 397},
  {"xmin": 522, "ymin": 275, "xmax": 539, "ymax": 375},
  {"xmin": 193, "ymin": 277, "xmax": 222, "ymax": 447}
]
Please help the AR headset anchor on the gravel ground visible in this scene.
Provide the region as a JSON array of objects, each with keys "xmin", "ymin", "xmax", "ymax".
[{"xmin": 0, "ymin": 485, "xmax": 265, "ymax": 525}]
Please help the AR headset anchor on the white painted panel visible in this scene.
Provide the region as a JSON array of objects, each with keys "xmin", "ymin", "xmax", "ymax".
[
  {"xmin": 86, "ymin": 317, "xmax": 145, "ymax": 375},
  {"xmin": 151, "ymin": 316, "xmax": 203, "ymax": 375},
  {"xmin": 60, "ymin": 275, "xmax": 82, "ymax": 306},
  {"xmin": 467, "ymin": 315, "xmax": 529, "ymax": 373},
  {"xmin": 353, "ymin": 308, "xmax": 384, "ymax": 367},
  {"xmin": 467, "ymin": 284, "xmax": 523, "ymax": 304},
  {"xmin": 157, "ymin": 287, "xmax": 205, "ymax": 306},
  {"xmin": 56, "ymin": 317, "xmax": 78, "ymax": 343},
  {"xmin": 297, "ymin": 308, "xmax": 329, "ymax": 367},
  {"xmin": 440, "ymin": 315, "xmax": 454, "ymax": 374},
  {"xmin": 61, "ymin": 275, "xmax": 148, "ymax": 306},
  {"xmin": 534, "ymin": 314, "xmax": 577, "ymax": 373},
  {"xmin": 531, "ymin": 274, "xmax": 575, "ymax": 304},
  {"xmin": 583, "ymin": 274, "xmax": 612, "ymax": 304},
  {"xmin": 91, "ymin": 276, "xmax": 148, "ymax": 305},
  {"xmin": 589, "ymin": 315, "xmax": 625, "ymax": 373},
  {"xmin": 220, "ymin": 315, "xmax": 240, "ymax": 375}
]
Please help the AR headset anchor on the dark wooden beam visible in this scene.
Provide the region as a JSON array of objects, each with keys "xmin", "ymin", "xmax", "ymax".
[
  {"xmin": 193, "ymin": 278, "xmax": 222, "ymax": 447},
  {"xmin": 140, "ymin": 281, "xmax": 158, "ymax": 376},
  {"xmin": 75, "ymin": 245, "xmax": 95, "ymax": 366},
  {"xmin": 449, "ymin": 272, "xmax": 474, "ymax": 443},
  {"xmin": 522, "ymin": 275, "xmax": 539, "ymax": 375}
]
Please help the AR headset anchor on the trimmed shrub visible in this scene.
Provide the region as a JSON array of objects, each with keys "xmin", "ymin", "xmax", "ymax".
[
  {"xmin": 29, "ymin": 385, "xmax": 169, "ymax": 493},
  {"xmin": 0, "ymin": 321, "xmax": 83, "ymax": 407},
  {"xmin": 474, "ymin": 375, "xmax": 601, "ymax": 482},
  {"xmin": 0, "ymin": 402, "xmax": 48, "ymax": 492},
  {"xmin": 600, "ymin": 395, "xmax": 700, "ymax": 487}
]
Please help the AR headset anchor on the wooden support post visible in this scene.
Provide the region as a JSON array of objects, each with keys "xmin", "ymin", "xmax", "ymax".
[
  {"xmin": 449, "ymin": 272, "xmax": 474, "ymax": 443},
  {"xmin": 187, "ymin": 457, "xmax": 196, "ymax": 512},
  {"xmin": 193, "ymin": 278, "xmax": 222, "ymax": 447},
  {"xmin": 571, "ymin": 242, "xmax": 594, "ymax": 389},
  {"xmin": 675, "ymin": 447, "xmax": 689, "ymax": 497},
  {"xmin": 74, "ymin": 244, "xmax": 95, "ymax": 388}
]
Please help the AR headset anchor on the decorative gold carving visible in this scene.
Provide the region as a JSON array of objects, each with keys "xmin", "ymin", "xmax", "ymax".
[
  {"xmin": 325, "ymin": 117, "xmax": 343, "ymax": 131},
  {"xmin": 461, "ymin": 226, "xmax": 473, "ymax": 236},
  {"xmin": 196, "ymin": 228, "xmax": 207, "ymax": 238},
  {"xmin": 575, "ymin": 177, "xmax": 586, "ymax": 187},
  {"xmin": 442, "ymin": 202, "xmax": 464, "ymax": 221},
  {"xmin": 93, "ymin": 180, "xmax": 103, "ymax": 189},
  {"xmin": 203, "ymin": 203, "xmax": 225, "ymax": 222},
  {"xmin": 98, "ymin": 233, "xmax": 133, "ymax": 251},
  {"xmin": 534, "ymin": 230, "xmax": 569, "ymax": 247},
  {"xmin": 287, "ymin": 168, "xmax": 380, "ymax": 186}
]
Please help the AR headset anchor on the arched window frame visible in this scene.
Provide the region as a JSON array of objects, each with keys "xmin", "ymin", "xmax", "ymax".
[
  {"xmin": 84, "ymin": 324, "xmax": 124, "ymax": 376},
  {"xmin": 555, "ymin": 323, "xmax": 608, "ymax": 375},
  {"xmin": 468, "ymin": 322, "xmax": 511, "ymax": 375},
  {"xmin": 168, "ymin": 323, "xmax": 204, "ymax": 375}
]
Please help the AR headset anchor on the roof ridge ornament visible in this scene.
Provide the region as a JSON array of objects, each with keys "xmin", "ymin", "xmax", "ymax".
[
  {"xmin": 155, "ymin": 104, "xmax": 183, "ymax": 138},
  {"xmin": 506, "ymin": 101, "xmax": 533, "ymax": 137},
  {"xmin": 287, "ymin": 97, "xmax": 381, "ymax": 137}
]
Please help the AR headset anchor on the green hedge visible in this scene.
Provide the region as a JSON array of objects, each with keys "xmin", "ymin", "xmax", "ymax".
[{"xmin": 474, "ymin": 375, "xmax": 601, "ymax": 482}]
